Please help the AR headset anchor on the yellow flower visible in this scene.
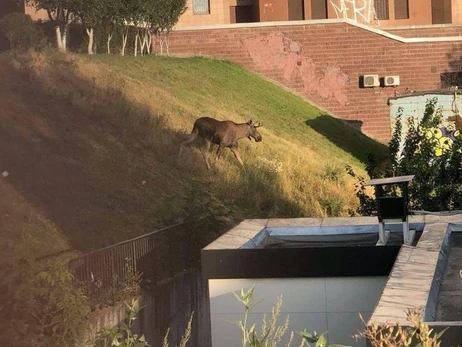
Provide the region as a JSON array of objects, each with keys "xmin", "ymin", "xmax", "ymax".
[{"xmin": 432, "ymin": 128, "xmax": 443, "ymax": 139}]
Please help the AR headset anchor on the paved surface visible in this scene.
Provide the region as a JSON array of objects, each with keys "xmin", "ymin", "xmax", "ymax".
[
  {"xmin": 369, "ymin": 215, "xmax": 462, "ymax": 325},
  {"xmin": 435, "ymin": 233, "xmax": 462, "ymax": 321}
]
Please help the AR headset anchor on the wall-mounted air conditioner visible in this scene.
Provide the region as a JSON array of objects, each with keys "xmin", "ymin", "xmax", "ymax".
[
  {"xmin": 384, "ymin": 76, "xmax": 400, "ymax": 87},
  {"xmin": 363, "ymin": 75, "xmax": 380, "ymax": 87}
]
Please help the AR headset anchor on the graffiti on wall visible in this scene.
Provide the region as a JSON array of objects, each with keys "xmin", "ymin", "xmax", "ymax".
[
  {"xmin": 389, "ymin": 94, "xmax": 462, "ymax": 158},
  {"xmin": 243, "ymin": 33, "xmax": 349, "ymax": 105},
  {"xmin": 329, "ymin": 0, "xmax": 377, "ymax": 24}
]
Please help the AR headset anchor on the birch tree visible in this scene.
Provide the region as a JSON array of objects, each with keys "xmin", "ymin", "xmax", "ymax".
[
  {"xmin": 25, "ymin": 0, "xmax": 75, "ymax": 52},
  {"xmin": 73, "ymin": 0, "xmax": 105, "ymax": 54},
  {"xmin": 100, "ymin": 0, "xmax": 122, "ymax": 54},
  {"xmin": 149, "ymin": 0, "xmax": 187, "ymax": 55}
]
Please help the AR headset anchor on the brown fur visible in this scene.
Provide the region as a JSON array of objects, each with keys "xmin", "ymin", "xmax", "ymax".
[{"xmin": 178, "ymin": 117, "xmax": 262, "ymax": 169}]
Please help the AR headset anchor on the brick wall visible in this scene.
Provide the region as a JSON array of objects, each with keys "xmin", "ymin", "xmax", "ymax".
[{"xmin": 168, "ymin": 21, "xmax": 462, "ymax": 142}]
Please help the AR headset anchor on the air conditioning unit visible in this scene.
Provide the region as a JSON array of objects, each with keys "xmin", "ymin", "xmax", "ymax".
[
  {"xmin": 384, "ymin": 75, "xmax": 400, "ymax": 86},
  {"xmin": 363, "ymin": 75, "xmax": 380, "ymax": 87}
]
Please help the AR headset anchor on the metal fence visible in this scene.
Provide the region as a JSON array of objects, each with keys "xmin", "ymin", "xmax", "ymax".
[{"xmin": 68, "ymin": 223, "xmax": 199, "ymax": 309}]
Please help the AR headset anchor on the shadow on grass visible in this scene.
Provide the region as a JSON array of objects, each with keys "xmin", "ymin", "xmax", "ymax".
[
  {"xmin": 306, "ymin": 114, "xmax": 389, "ymax": 164},
  {"xmin": 0, "ymin": 53, "xmax": 189, "ymax": 251},
  {"xmin": 0, "ymin": 52, "xmax": 307, "ymax": 254}
]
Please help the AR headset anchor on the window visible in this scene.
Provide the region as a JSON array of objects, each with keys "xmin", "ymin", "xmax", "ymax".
[
  {"xmin": 394, "ymin": 0, "xmax": 409, "ymax": 19},
  {"xmin": 374, "ymin": 0, "xmax": 389, "ymax": 20},
  {"xmin": 311, "ymin": 0, "xmax": 327, "ymax": 19},
  {"xmin": 193, "ymin": 0, "xmax": 210, "ymax": 14}
]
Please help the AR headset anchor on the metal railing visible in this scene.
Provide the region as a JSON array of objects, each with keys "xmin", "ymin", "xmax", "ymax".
[{"xmin": 68, "ymin": 223, "xmax": 198, "ymax": 308}]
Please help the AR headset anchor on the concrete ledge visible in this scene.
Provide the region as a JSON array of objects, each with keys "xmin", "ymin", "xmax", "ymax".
[{"xmin": 369, "ymin": 218, "xmax": 462, "ymax": 326}]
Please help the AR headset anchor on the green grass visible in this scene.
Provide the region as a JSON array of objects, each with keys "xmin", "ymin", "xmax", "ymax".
[
  {"xmin": 0, "ymin": 51, "xmax": 388, "ymax": 258},
  {"xmin": 92, "ymin": 55, "xmax": 386, "ymax": 165}
]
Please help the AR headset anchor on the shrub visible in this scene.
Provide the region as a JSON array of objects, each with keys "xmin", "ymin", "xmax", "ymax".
[
  {"xmin": 1, "ymin": 257, "xmax": 89, "ymax": 347},
  {"xmin": 0, "ymin": 13, "xmax": 46, "ymax": 50},
  {"xmin": 348, "ymin": 98, "xmax": 462, "ymax": 214}
]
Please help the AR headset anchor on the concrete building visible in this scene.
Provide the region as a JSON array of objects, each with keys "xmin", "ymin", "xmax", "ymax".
[{"xmin": 202, "ymin": 215, "xmax": 462, "ymax": 346}]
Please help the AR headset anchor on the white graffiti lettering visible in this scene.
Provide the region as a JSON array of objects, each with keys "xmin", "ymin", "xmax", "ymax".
[{"xmin": 330, "ymin": 0, "xmax": 377, "ymax": 24}]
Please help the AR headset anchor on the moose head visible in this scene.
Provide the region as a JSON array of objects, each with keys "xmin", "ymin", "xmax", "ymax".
[{"xmin": 246, "ymin": 119, "xmax": 263, "ymax": 142}]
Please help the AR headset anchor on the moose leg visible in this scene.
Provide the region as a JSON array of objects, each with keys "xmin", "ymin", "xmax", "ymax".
[
  {"xmin": 230, "ymin": 145, "xmax": 244, "ymax": 166},
  {"xmin": 202, "ymin": 140, "xmax": 212, "ymax": 170},
  {"xmin": 178, "ymin": 132, "xmax": 198, "ymax": 158},
  {"xmin": 216, "ymin": 145, "xmax": 225, "ymax": 159}
]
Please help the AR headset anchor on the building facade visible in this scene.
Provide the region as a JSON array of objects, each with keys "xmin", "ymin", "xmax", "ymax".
[
  {"xmin": 176, "ymin": 0, "xmax": 462, "ymax": 27},
  {"xmin": 9, "ymin": 0, "xmax": 462, "ymax": 28}
]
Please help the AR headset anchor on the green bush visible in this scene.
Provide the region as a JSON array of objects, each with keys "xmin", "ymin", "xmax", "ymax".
[
  {"xmin": 0, "ymin": 13, "xmax": 46, "ymax": 50},
  {"xmin": 348, "ymin": 98, "xmax": 462, "ymax": 214},
  {"xmin": 0, "ymin": 257, "xmax": 89, "ymax": 347}
]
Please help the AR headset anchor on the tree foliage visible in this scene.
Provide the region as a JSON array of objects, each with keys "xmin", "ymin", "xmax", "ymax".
[
  {"xmin": 348, "ymin": 98, "xmax": 462, "ymax": 214},
  {"xmin": 1, "ymin": 257, "xmax": 89, "ymax": 347},
  {"xmin": 0, "ymin": 13, "xmax": 46, "ymax": 50},
  {"xmin": 24, "ymin": 0, "xmax": 187, "ymax": 55}
]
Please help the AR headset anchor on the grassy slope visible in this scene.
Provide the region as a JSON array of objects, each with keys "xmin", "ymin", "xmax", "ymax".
[{"xmin": 0, "ymin": 51, "xmax": 387, "ymax": 258}]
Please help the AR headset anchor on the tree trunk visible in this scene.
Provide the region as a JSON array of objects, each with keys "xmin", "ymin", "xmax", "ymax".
[
  {"xmin": 138, "ymin": 30, "xmax": 146, "ymax": 55},
  {"xmin": 62, "ymin": 23, "xmax": 69, "ymax": 52},
  {"xmin": 121, "ymin": 27, "xmax": 128, "ymax": 56},
  {"xmin": 55, "ymin": 26, "xmax": 64, "ymax": 52},
  {"xmin": 146, "ymin": 31, "xmax": 152, "ymax": 54},
  {"xmin": 86, "ymin": 28, "xmax": 94, "ymax": 54},
  {"xmin": 134, "ymin": 30, "xmax": 139, "ymax": 57},
  {"xmin": 107, "ymin": 33, "xmax": 113, "ymax": 54},
  {"xmin": 165, "ymin": 32, "xmax": 170, "ymax": 56}
]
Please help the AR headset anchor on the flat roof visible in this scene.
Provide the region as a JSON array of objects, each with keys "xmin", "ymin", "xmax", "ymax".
[{"xmin": 202, "ymin": 213, "xmax": 462, "ymax": 338}]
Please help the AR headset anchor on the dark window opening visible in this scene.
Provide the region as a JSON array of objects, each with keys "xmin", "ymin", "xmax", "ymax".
[
  {"xmin": 311, "ymin": 0, "xmax": 327, "ymax": 19},
  {"xmin": 230, "ymin": 5, "xmax": 256, "ymax": 23},
  {"xmin": 394, "ymin": 0, "xmax": 409, "ymax": 19},
  {"xmin": 432, "ymin": 0, "xmax": 452, "ymax": 24},
  {"xmin": 374, "ymin": 0, "xmax": 389, "ymax": 20},
  {"xmin": 288, "ymin": 0, "xmax": 304, "ymax": 20},
  {"xmin": 441, "ymin": 72, "xmax": 462, "ymax": 89}
]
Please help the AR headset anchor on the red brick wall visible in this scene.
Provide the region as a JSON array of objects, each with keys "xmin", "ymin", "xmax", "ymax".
[{"xmin": 169, "ymin": 22, "xmax": 462, "ymax": 142}]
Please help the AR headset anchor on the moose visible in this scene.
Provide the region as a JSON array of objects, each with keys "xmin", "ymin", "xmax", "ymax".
[{"xmin": 178, "ymin": 117, "xmax": 263, "ymax": 169}]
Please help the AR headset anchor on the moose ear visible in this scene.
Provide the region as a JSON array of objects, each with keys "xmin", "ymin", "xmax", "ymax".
[
  {"xmin": 254, "ymin": 122, "xmax": 263, "ymax": 128},
  {"xmin": 246, "ymin": 119, "xmax": 253, "ymax": 125}
]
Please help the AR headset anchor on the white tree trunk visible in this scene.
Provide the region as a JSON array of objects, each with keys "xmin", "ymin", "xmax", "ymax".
[
  {"xmin": 55, "ymin": 26, "xmax": 64, "ymax": 52},
  {"xmin": 143, "ymin": 30, "xmax": 151, "ymax": 54},
  {"xmin": 107, "ymin": 33, "xmax": 113, "ymax": 54},
  {"xmin": 121, "ymin": 27, "xmax": 128, "ymax": 56},
  {"xmin": 86, "ymin": 28, "xmax": 94, "ymax": 55},
  {"xmin": 62, "ymin": 24, "xmax": 69, "ymax": 52},
  {"xmin": 165, "ymin": 33, "xmax": 170, "ymax": 56},
  {"xmin": 158, "ymin": 33, "xmax": 164, "ymax": 55},
  {"xmin": 139, "ymin": 30, "xmax": 147, "ymax": 55},
  {"xmin": 134, "ymin": 30, "xmax": 139, "ymax": 57}
]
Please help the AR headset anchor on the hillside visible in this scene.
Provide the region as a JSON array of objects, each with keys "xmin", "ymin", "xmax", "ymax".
[{"xmin": 0, "ymin": 51, "xmax": 388, "ymax": 259}]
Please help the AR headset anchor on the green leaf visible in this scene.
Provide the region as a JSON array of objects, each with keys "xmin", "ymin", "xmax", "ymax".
[{"xmin": 316, "ymin": 333, "xmax": 327, "ymax": 347}]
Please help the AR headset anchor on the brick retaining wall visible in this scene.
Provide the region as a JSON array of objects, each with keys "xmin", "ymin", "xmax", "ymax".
[{"xmin": 169, "ymin": 20, "xmax": 462, "ymax": 142}]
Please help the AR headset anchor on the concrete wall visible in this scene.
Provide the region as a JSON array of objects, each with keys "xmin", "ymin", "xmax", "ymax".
[
  {"xmin": 169, "ymin": 21, "xmax": 462, "ymax": 142},
  {"xmin": 209, "ymin": 277, "xmax": 387, "ymax": 347}
]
